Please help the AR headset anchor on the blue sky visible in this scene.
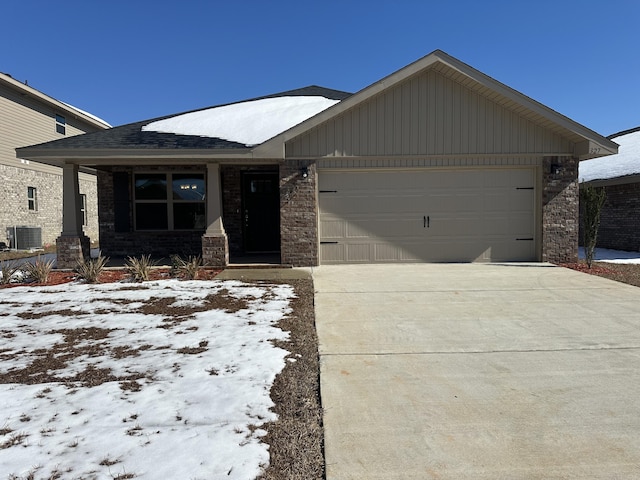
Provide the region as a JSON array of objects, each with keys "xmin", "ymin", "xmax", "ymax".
[{"xmin": 3, "ymin": 0, "xmax": 639, "ymax": 136}]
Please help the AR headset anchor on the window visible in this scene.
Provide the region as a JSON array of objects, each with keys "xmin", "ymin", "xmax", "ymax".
[
  {"xmin": 55, "ymin": 114, "xmax": 66, "ymax": 135},
  {"xmin": 134, "ymin": 172, "xmax": 205, "ymax": 230},
  {"xmin": 80, "ymin": 194, "xmax": 87, "ymax": 226},
  {"xmin": 27, "ymin": 187, "xmax": 37, "ymax": 211}
]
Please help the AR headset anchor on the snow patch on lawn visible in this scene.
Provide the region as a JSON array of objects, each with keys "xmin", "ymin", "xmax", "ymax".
[
  {"xmin": 579, "ymin": 247, "xmax": 640, "ymax": 264},
  {"xmin": 0, "ymin": 279, "xmax": 294, "ymax": 479}
]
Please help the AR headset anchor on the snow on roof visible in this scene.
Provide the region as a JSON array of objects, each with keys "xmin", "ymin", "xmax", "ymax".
[
  {"xmin": 579, "ymin": 129, "xmax": 640, "ymax": 183},
  {"xmin": 62, "ymin": 101, "xmax": 112, "ymax": 128},
  {"xmin": 141, "ymin": 96, "xmax": 340, "ymax": 146}
]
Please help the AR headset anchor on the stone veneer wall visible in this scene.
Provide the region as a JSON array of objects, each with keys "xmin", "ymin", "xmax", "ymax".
[
  {"xmin": 280, "ymin": 159, "xmax": 318, "ymax": 266},
  {"xmin": 541, "ymin": 156, "xmax": 579, "ymax": 263},
  {"xmin": 97, "ymin": 167, "xmax": 204, "ymax": 258},
  {"xmin": 579, "ymin": 182, "xmax": 640, "ymax": 252},
  {"xmin": 0, "ymin": 163, "xmax": 98, "ymax": 247}
]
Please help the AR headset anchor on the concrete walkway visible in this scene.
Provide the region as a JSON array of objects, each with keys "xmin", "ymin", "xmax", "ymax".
[{"xmin": 313, "ymin": 263, "xmax": 640, "ymax": 479}]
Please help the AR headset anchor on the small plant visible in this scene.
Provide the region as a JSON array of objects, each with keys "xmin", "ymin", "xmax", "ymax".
[
  {"xmin": 125, "ymin": 254, "xmax": 157, "ymax": 282},
  {"xmin": 23, "ymin": 256, "xmax": 54, "ymax": 284},
  {"xmin": 0, "ymin": 260, "xmax": 19, "ymax": 285},
  {"xmin": 171, "ymin": 255, "xmax": 202, "ymax": 280},
  {"xmin": 580, "ymin": 185, "xmax": 607, "ymax": 268},
  {"xmin": 75, "ymin": 255, "xmax": 109, "ymax": 283}
]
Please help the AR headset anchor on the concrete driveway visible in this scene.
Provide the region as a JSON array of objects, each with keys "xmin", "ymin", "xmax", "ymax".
[{"xmin": 313, "ymin": 263, "xmax": 640, "ymax": 479}]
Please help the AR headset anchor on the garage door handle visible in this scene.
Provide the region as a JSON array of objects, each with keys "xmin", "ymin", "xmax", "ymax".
[{"xmin": 424, "ymin": 216, "xmax": 430, "ymax": 228}]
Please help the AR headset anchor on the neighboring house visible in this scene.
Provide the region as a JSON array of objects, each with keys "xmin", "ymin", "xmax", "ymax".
[
  {"xmin": 579, "ymin": 127, "xmax": 640, "ymax": 251},
  {"xmin": 1, "ymin": 72, "xmax": 110, "ymax": 249},
  {"xmin": 16, "ymin": 50, "xmax": 617, "ymax": 268}
]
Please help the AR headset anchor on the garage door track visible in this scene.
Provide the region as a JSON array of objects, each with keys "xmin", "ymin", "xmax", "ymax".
[{"xmin": 313, "ymin": 263, "xmax": 640, "ymax": 479}]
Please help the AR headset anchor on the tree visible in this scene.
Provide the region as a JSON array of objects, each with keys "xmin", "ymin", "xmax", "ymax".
[{"xmin": 580, "ymin": 185, "xmax": 606, "ymax": 268}]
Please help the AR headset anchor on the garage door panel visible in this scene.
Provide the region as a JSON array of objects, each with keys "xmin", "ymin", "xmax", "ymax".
[{"xmin": 319, "ymin": 168, "xmax": 536, "ymax": 263}]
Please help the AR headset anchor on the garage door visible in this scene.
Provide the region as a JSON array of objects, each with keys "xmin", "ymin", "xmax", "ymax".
[{"xmin": 318, "ymin": 168, "xmax": 536, "ymax": 263}]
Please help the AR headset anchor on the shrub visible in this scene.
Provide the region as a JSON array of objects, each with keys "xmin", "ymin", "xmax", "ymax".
[
  {"xmin": 75, "ymin": 255, "xmax": 109, "ymax": 283},
  {"xmin": 172, "ymin": 255, "xmax": 202, "ymax": 280},
  {"xmin": 23, "ymin": 256, "xmax": 55, "ymax": 283},
  {"xmin": 0, "ymin": 261, "xmax": 19, "ymax": 285},
  {"xmin": 580, "ymin": 185, "xmax": 606, "ymax": 269},
  {"xmin": 125, "ymin": 254, "xmax": 157, "ymax": 282}
]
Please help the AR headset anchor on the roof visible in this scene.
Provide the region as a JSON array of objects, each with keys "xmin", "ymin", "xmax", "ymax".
[
  {"xmin": 579, "ymin": 127, "xmax": 640, "ymax": 186},
  {"xmin": 0, "ymin": 72, "xmax": 111, "ymax": 129},
  {"xmin": 254, "ymin": 50, "xmax": 618, "ymax": 159},
  {"xmin": 15, "ymin": 86, "xmax": 351, "ymax": 160},
  {"xmin": 16, "ymin": 50, "xmax": 617, "ymax": 165}
]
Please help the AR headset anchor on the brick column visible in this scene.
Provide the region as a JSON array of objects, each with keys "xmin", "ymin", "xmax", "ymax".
[
  {"xmin": 202, "ymin": 163, "xmax": 228, "ymax": 267},
  {"xmin": 280, "ymin": 160, "xmax": 318, "ymax": 266},
  {"xmin": 57, "ymin": 163, "xmax": 91, "ymax": 268},
  {"xmin": 542, "ymin": 156, "xmax": 579, "ymax": 264}
]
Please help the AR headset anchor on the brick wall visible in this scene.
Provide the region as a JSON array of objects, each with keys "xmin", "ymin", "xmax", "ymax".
[
  {"xmin": 280, "ymin": 160, "xmax": 318, "ymax": 266},
  {"xmin": 579, "ymin": 182, "xmax": 640, "ymax": 252},
  {"xmin": 97, "ymin": 167, "xmax": 204, "ymax": 258},
  {"xmin": 0, "ymin": 163, "xmax": 98, "ymax": 247},
  {"xmin": 542, "ymin": 156, "xmax": 579, "ymax": 263}
]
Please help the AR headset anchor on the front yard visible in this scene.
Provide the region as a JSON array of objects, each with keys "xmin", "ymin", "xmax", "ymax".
[{"xmin": 0, "ymin": 276, "xmax": 322, "ymax": 479}]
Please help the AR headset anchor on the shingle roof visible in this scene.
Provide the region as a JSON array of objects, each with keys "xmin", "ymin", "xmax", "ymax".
[{"xmin": 21, "ymin": 86, "xmax": 352, "ymax": 152}]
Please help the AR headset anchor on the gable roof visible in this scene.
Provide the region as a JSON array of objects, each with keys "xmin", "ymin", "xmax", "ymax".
[
  {"xmin": 579, "ymin": 126, "xmax": 640, "ymax": 186},
  {"xmin": 16, "ymin": 50, "xmax": 616, "ymax": 166},
  {"xmin": 255, "ymin": 50, "xmax": 617, "ymax": 159},
  {"xmin": 0, "ymin": 72, "xmax": 111, "ymax": 129}
]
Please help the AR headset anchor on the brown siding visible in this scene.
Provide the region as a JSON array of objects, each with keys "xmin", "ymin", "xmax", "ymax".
[{"xmin": 286, "ymin": 69, "xmax": 574, "ymax": 158}]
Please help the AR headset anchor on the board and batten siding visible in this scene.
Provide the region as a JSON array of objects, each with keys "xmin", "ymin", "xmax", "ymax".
[{"xmin": 286, "ymin": 69, "xmax": 574, "ymax": 158}]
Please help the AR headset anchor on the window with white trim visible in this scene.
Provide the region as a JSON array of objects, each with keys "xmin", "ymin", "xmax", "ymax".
[
  {"xmin": 134, "ymin": 172, "xmax": 206, "ymax": 230},
  {"xmin": 27, "ymin": 187, "xmax": 37, "ymax": 211},
  {"xmin": 55, "ymin": 114, "xmax": 66, "ymax": 135},
  {"xmin": 80, "ymin": 193, "xmax": 87, "ymax": 226}
]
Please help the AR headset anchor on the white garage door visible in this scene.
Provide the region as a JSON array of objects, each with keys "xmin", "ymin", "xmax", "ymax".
[{"xmin": 318, "ymin": 168, "xmax": 536, "ymax": 263}]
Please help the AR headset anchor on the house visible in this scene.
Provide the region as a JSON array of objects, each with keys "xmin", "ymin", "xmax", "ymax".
[
  {"xmin": 1, "ymin": 72, "xmax": 110, "ymax": 249},
  {"xmin": 16, "ymin": 50, "xmax": 617, "ymax": 268},
  {"xmin": 579, "ymin": 127, "xmax": 640, "ymax": 251}
]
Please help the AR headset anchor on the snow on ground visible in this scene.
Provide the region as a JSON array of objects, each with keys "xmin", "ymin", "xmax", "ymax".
[
  {"xmin": 0, "ymin": 279, "xmax": 294, "ymax": 479},
  {"xmin": 579, "ymin": 129, "xmax": 640, "ymax": 182},
  {"xmin": 142, "ymin": 96, "xmax": 340, "ymax": 146},
  {"xmin": 579, "ymin": 247, "xmax": 640, "ymax": 264}
]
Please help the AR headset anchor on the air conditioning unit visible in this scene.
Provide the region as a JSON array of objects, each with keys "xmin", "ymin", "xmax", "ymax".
[{"xmin": 6, "ymin": 226, "xmax": 42, "ymax": 250}]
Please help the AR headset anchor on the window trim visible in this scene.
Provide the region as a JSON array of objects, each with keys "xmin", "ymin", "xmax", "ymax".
[
  {"xmin": 133, "ymin": 171, "xmax": 206, "ymax": 231},
  {"xmin": 80, "ymin": 193, "xmax": 87, "ymax": 227},
  {"xmin": 27, "ymin": 186, "xmax": 38, "ymax": 211},
  {"xmin": 55, "ymin": 114, "xmax": 66, "ymax": 135}
]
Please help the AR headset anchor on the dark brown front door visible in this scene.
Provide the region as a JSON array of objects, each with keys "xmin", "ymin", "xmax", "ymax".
[{"xmin": 242, "ymin": 172, "xmax": 280, "ymax": 252}]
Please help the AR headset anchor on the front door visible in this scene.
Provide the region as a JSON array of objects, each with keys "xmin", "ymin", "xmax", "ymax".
[{"xmin": 242, "ymin": 172, "xmax": 280, "ymax": 252}]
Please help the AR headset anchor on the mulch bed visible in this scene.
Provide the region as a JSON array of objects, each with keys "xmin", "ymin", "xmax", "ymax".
[{"xmin": 1, "ymin": 267, "xmax": 222, "ymax": 288}]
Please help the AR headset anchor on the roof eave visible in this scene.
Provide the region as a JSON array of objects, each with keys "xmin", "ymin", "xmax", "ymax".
[
  {"xmin": 15, "ymin": 146, "xmax": 274, "ymax": 168},
  {"xmin": 0, "ymin": 74, "xmax": 110, "ymax": 130}
]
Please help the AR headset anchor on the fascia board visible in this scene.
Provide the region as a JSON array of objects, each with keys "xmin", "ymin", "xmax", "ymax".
[{"xmin": 15, "ymin": 147, "xmax": 256, "ymax": 161}]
